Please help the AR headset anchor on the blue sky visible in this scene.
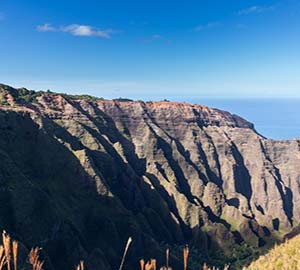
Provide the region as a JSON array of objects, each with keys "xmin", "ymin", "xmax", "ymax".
[{"xmin": 1, "ymin": 0, "xmax": 300, "ymax": 100}]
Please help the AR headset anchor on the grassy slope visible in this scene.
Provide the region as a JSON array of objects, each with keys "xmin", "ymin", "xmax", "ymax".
[{"xmin": 245, "ymin": 236, "xmax": 300, "ymax": 270}]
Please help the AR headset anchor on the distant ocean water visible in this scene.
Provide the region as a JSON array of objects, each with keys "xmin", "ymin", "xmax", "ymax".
[{"xmin": 185, "ymin": 99, "xmax": 300, "ymax": 140}]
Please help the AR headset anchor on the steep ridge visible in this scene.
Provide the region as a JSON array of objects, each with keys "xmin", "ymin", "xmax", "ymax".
[{"xmin": 0, "ymin": 83, "xmax": 299, "ymax": 269}]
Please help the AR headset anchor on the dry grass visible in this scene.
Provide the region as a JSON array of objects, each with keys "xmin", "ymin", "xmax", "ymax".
[
  {"xmin": 0, "ymin": 231, "xmax": 236, "ymax": 270},
  {"xmin": 0, "ymin": 231, "xmax": 264, "ymax": 270},
  {"xmin": 244, "ymin": 235, "xmax": 300, "ymax": 270},
  {"xmin": 0, "ymin": 231, "xmax": 44, "ymax": 270},
  {"xmin": 138, "ymin": 245, "xmax": 230, "ymax": 270},
  {"xmin": 166, "ymin": 248, "xmax": 170, "ymax": 269},
  {"xmin": 12, "ymin": 241, "xmax": 17, "ymax": 270},
  {"xmin": 0, "ymin": 231, "xmax": 89, "ymax": 270},
  {"xmin": 145, "ymin": 259, "xmax": 157, "ymax": 270},
  {"xmin": 75, "ymin": 260, "xmax": 84, "ymax": 270},
  {"xmin": 2, "ymin": 231, "xmax": 11, "ymax": 270},
  {"xmin": 119, "ymin": 237, "xmax": 133, "ymax": 270},
  {"xmin": 183, "ymin": 246, "xmax": 189, "ymax": 270},
  {"xmin": 0, "ymin": 246, "xmax": 5, "ymax": 270},
  {"xmin": 1, "ymin": 231, "xmax": 18, "ymax": 270},
  {"xmin": 140, "ymin": 259, "xmax": 145, "ymax": 270},
  {"xmin": 28, "ymin": 247, "xmax": 44, "ymax": 270},
  {"xmin": 0, "ymin": 231, "xmax": 232, "ymax": 270}
]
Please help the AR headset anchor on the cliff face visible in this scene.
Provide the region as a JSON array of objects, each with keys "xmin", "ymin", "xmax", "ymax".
[{"xmin": 0, "ymin": 84, "xmax": 299, "ymax": 269}]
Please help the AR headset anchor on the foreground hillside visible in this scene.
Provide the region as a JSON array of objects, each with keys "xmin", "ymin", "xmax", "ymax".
[
  {"xmin": 0, "ymin": 83, "xmax": 300, "ymax": 269},
  {"xmin": 245, "ymin": 235, "xmax": 300, "ymax": 270}
]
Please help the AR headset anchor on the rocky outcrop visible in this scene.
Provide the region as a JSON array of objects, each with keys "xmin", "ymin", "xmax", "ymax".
[{"xmin": 0, "ymin": 84, "xmax": 299, "ymax": 269}]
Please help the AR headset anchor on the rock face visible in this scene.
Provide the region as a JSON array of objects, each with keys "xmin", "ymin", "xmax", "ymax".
[{"xmin": 0, "ymin": 84, "xmax": 299, "ymax": 269}]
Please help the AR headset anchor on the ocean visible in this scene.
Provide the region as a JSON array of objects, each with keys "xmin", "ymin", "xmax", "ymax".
[{"xmin": 185, "ymin": 99, "xmax": 300, "ymax": 140}]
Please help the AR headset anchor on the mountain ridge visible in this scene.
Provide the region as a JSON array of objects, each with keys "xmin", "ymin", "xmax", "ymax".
[
  {"xmin": 0, "ymin": 83, "xmax": 255, "ymax": 129},
  {"xmin": 0, "ymin": 83, "xmax": 299, "ymax": 269}
]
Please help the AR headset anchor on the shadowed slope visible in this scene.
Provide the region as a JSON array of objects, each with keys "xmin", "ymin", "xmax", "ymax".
[{"xmin": 1, "ymin": 84, "xmax": 300, "ymax": 269}]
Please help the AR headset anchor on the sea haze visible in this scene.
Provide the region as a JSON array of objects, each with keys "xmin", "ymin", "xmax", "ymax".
[{"xmin": 184, "ymin": 98, "xmax": 300, "ymax": 140}]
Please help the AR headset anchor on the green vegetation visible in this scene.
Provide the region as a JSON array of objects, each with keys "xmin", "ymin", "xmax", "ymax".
[
  {"xmin": 231, "ymin": 244, "xmax": 260, "ymax": 269},
  {"xmin": 0, "ymin": 92, "xmax": 8, "ymax": 105},
  {"xmin": 0, "ymin": 231, "xmax": 234, "ymax": 270},
  {"xmin": 0, "ymin": 84, "xmax": 43, "ymax": 104},
  {"xmin": 0, "ymin": 84, "xmax": 104, "ymax": 105},
  {"xmin": 220, "ymin": 214, "xmax": 239, "ymax": 232},
  {"xmin": 113, "ymin": 98, "xmax": 134, "ymax": 102},
  {"xmin": 1, "ymin": 230, "xmax": 284, "ymax": 270},
  {"xmin": 15, "ymin": 88, "xmax": 43, "ymax": 103},
  {"xmin": 62, "ymin": 93, "xmax": 103, "ymax": 101},
  {"xmin": 245, "ymin": 235, "xmax": 300, "ymax": 270}
]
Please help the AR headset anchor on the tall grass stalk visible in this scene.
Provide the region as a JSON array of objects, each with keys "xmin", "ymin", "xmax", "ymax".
[
  {"xmin": 12, "ymin": 241, "xmax": 18, "ymax": 270},
  {"xmin": 118, "ymin": 237, "xmax": 132, "ymax": 270},
  {"xmin": 183, "ymin": 245, "xmax": 189, "ymax": 270},
  {"xmin": 166, "ymin": 248, "xmax": 169, "ymax": 268},
  {"xmin": 2, "ymin": 231, "xmax": 11, "ymax": 270},
  {"xmin": 75, "ymin": 260, "xmax": 84, "ymax": 270},
  {"xmin": 28, "ymin": 247, "xmax": 44, "ymax": 270},
  {"xmin": 0, "ymin": 246, "xmax": 5, "ymax": 270}
]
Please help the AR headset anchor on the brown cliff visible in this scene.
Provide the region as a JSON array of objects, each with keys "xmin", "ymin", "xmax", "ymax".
[{"xmin": 0, "ymin": 83, "xmax": 299, "ymax": 269}]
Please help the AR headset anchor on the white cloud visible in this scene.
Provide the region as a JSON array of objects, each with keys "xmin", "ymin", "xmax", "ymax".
[
  {"xmin": 61, "ymin": 24, "xmax": 114, "ymax": 38},
  {"xmin": 37, "ymin": 23, "xmax": 117, "ymax": 39},
  {"xmin": 37, "ymin": 23, "xmax": 56, "ymax": 32},
  {"xmin": 194, "ymin": 22, "xmax": 222, "ymax": 32},
  {"xmin": 143, "ymin": 34, "xmax": 172, "ymax": 44},
  {"xmin": 237, "ymin": 5, "xmax": 275, "ymax": 15}
]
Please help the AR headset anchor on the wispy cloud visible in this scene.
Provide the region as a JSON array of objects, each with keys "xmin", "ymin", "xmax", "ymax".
[
  {"xmin": 143, "ymin": 34, "xmax": 172, "ymax": 44},
  {"xmin": 237, "ymin": 5, "xmax": 275, "ymax": 15},
  {"xmin": 193, "ymin": 22, "xmax": 222, "ymax": 32},
  {"xmin": 37, "ymin": 23, "xmax": 56, "ymax": 32},
  {"xmin": 37, "ymin": 23, "xmax": 118, "ymax": 39}
]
